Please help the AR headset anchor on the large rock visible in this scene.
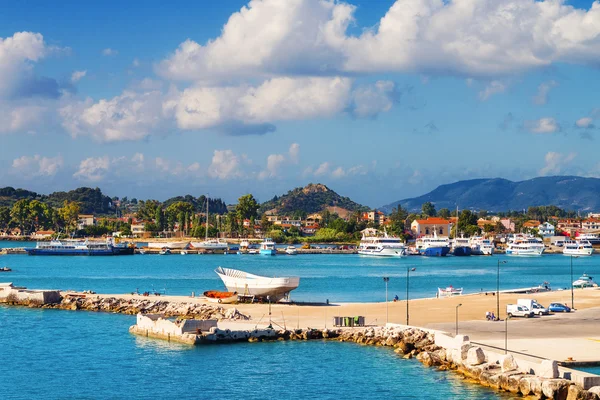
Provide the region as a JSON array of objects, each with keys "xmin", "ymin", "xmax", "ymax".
[
  {"xmin": 466, "ymin": 347, "xmax": 486, "ymax": 366},
  {"xmin": 531, "ymin": 377, "xmax": 546, "ymax": 398},
  {"xmin": 589, "ymin": 387, "xmax": 600, "ymax": 397},
  {"xmin": 539, "ymin": 360, "xmax": 560, "ymax": 379},
  {"xmin": 501, "ymin": 354, "xmax": 519, "ymax": 372},
  {"xmin": 566, "ymin": 385, "xmax": 583, "ymax": 400},
  {"xmin": 506, "ymin": 374, "xmax": 526, "ymax": 394},
  {"xmin": 542, "ymin": 379, "xmax": 571, "ymax": 400},
  {"xmin": 416, "ymin": 351, "xmax": 434, "ymax": 367},
  {"xmin": 520, "ymin": 376, "xmax": 535, "ymax": 396}
]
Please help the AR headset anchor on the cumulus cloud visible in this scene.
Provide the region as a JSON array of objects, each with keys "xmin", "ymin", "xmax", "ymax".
[
  {"xmin": 539, "ymin": 152, "xmax": 576, "ymax": 176},
  {"xmin": 0, "ymin": 101, "xmax": 50, "ymax": 134},
  {"xmin": 575, "ymin": 117, "xmax": 594, "ymax": 129},
  {"xmin": 208, "ymin": 150, "xmax": 246, "ymax": 179},
  {"xmin": 533, "ymin": 80, "xmax": 558, "ymax": 105},
  {"xmin": 288, "ymin": 143, "xmax": 300, "ymax": 164},
  {"xmin": 303, "ymin": 160, "xmax": 368, "ymax": 180},
  {"xmin": 73, "ymin": 156, "xmax": 111, "ymax": 182},
  {"xmin": 71, "ymin": 70, "xmax": 87, "ymax": 83},
  {"xmin": 479, "ymin": 81, "xmax": 506, "ymax": 101},
  {"xmin": 524, "ymin": 117, "xmax": 560, "ymax": 134},
  {"xmin": 102, "ymin": 48, "xmax": 118, "ymax": 56},
  {"xmin": 258, "ymin": 143, "xmax": 300, "ymax": 179},
  {"xmin": 12, "ymin": 154, "xmax": 63, "ymax": 177},
  {"xmin": 349, "ymin": 80, "xmax": 398, "ymax": 118}
]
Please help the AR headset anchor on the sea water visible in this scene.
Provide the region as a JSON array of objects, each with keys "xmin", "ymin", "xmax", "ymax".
[{"xmin": 0, "ymin": 306, "xmax": 515, "ymax": 399}]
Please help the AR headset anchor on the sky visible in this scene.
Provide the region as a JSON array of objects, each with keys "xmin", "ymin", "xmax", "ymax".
[{"xmin": 1, "ymin": 0, "xmax": 600, "ymax": 208}]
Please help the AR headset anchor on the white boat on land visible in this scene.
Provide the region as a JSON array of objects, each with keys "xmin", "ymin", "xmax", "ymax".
[
  {"xmin": 358, "ymin": 229, "xmax": 406, "ymax": 257},
  {"xmin": 573, "ymin": 274, "xmax": 598, "ymax": 288},
  {"xmin": 259, "ymin": 238, "xmax": 276, "ymax": 256},
  {"xmin": 147, "ymin": 241, "xmax": 189, "ymax": 250},
  {"xmin": 215, "ymin": 267, "xmax": 300, "ymax": 301},
  {"xmin": 470, "ymin": 237, "xmax": 494, "ymax": 255},
  {"xmin": 285, "ymin": 246, "xmax": 298, "ymax": 255},
  {"xmin": 563, "ymin": 240, "xmax": 593, "ymax": 256},
  {"xmin": 437, "ymin": 285, "xmax": 463, "ymax": 297},
  {"xmin": 506, "ymin": 235, "xmax": 544, "ymax": 256}
]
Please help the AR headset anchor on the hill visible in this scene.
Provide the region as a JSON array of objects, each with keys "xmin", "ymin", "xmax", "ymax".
[
  {"xmin": 381, "ymin": 176, "xmax": 600, "ymax": 213},
  {"xmin": 259, "ymin": 183, "xmax": 369, "ymax": 215},
  {"xmin": 0, "ymin": 186, "xmax": 114, "ymax": 215}
]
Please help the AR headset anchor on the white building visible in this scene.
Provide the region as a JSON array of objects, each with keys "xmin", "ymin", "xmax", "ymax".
[
  {"xmin": 77, "ymin": 214, "xmax": 95, "ymax": 230},
  {"xmin": 538, "ymin": 222, "xmax": 555, "ymax": 238}
]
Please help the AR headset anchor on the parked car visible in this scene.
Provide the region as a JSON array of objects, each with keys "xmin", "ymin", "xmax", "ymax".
[
  {"xmin": 548, "ymin": 303, "xmax": 571, "ymax": 313},
  {"xmin": 517, "ymin": 299, "xmax": 549, "ymax": 316},
  {"xmin": 506, "ymin": 304, "xmax": 534, "ymax": 318}
]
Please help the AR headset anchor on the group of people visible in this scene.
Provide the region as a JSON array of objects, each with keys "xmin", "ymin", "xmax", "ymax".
[{"xmin": 485, "ymin": 311, "xmax": 497, "ymax": 321}]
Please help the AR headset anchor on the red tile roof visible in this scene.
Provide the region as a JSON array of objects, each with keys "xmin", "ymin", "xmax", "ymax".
[{"xmin": 414, "ymin": 218, "xmax": 450, "ymax": 225}]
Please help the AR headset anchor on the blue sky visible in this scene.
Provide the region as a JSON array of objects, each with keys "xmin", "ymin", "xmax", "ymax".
[{"xmin": 1, "ymin": 0, "xmax": 600, "ymax": 207}]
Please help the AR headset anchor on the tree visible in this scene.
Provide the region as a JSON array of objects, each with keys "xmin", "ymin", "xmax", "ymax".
[
  {"xmin": 155, "ymin": 207, "xmax": 165, "ymax": 231},
  {"xmin": 260, "ymin": 214, "xmax": 272, "ymax": 233},
  {"xmin": 10, "ymin": 199, "xmax": 31, "ymax": 235},
  {"xmin": 58, "ymin": 200, "xmax": 80, "ymax": 234},
  {"xmin": 437, "ymin": 208, "xmax": 451, "ymax": 219},
  {"xmin": 0, "ymin": 206, "xmax": 11, "ymax": 231},
  {"xmin": 28, "ymin": 200, "xmax": 50, "ymax": 232},
  {"xmin": 421, "ymin": 202, "xmax": 436, "ymax": 217},
  {"xmin": 236, "ymin": 194, "xmax": 259, "ymax": 221},
  {"xmin": 389, "ymin": 206, "xmax": 408, "ymax": 236}
]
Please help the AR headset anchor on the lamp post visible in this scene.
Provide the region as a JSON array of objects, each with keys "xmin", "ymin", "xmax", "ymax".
[
  {"xmin": 497, "ymin": 260, "xmax": 507, "ymax": 319},
  {"xmin": 504, "ymin": 315, "xmax": 511, "ymax": 354},
  {"xmin": 383, "ymin": 277, "xmax": 390, "ymax": 324},
  {"xmin": 406, "ymin": 267, "xmax": 416, "ymax": 326},
  {"xmin": 455, "ymin": 303, "xmax": 462, "ymax": 336},
  {"xmin": 267, "ymin": 295, "xmax": 273, "ymax": 329},
  {"xmin": 570, "ymin": 255, "xmax": 578, "ymax": 310}
]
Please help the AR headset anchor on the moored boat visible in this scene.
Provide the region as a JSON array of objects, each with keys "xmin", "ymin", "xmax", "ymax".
[
  {"xmin": 215, "ymin": 266, "xmax": 299, "ymax": 302},
  {"xmin": 358, "ymin": 229, "xmax": 406, "ymax": 257},
  {"xmin": 573, "ymin": 273, "xmax": 597, "ymax": 288},
  {"xmin": 506, "ymin": 235, "xmax": 544, "ymax": 256},
  {"xmin": 415, "ymin": 230, "xmax": 450, "ymax": 257},
  {"xmin": 576, "ymin": 233, "xmax": 600, "ymax": 245},
  {"xmin": 470, "ymin": 237, "xmax": 494, "ymax": 256},
  {"xmin": 25, "ymin": 238, "xmax": 135, "ymax": 256},
  {"xmin": 203, "ymin": 290, "xmax": 238, "ymax": 304},
  {"xmin": 451, "ymin": 236, "xmax": 471, "ymax": 256},
  {"xmin": 259, "ymin": 238, "xmax": 276, "ymax": 256},
  {"xmin": 563, "ymin": 240, "xmax": 593, "ymax": 256},
  {"xmin": 147, "ymin": 241, "xmax": 189, "ymax": 250},
  {"xmin": 285, "ymin": 246, "xmax": 298, "ymax": 255},
  {"xmin": 159, "ymin": 248, "xmax": 171, "ymax": 255},
  {"xmin": 437, "ymin": 285, "xmax": 463, "ymax": 297}
]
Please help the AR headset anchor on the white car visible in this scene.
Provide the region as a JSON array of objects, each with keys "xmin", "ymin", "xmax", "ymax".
[{"xmin": 506, "ymin": 304, "xmax": 534, "ymax": 318}]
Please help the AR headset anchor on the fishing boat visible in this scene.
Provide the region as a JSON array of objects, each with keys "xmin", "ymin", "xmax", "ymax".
[
  {"xmin": 572, "ymin": 274, "xmax": 597, "ymax": 288},
  {"xmin": 451, "ymin": 235, "xmax": 471, "ymax": 256},
  {"xmin": 563, "ymin": 240, "xmax": 594, "ymax": 256},
  {"xmin": 285, "ymin": 246, "xmax": 298, "ymax": 255},
  {"xmin": 203, "ymin": 290, "xmax": 238, "ymax": 304},
  {"xmin": 25, "ymin": 238, "xmax": 135, "ymax": 256},
  {"xmin": 259, "ymin": 238, "xmax": 276, "ymax": 256},
  {"xmin": 437, "ymin": 285, "xmax": 463, "ymax": 297},
  {"xmin": 214, "ymin": 267, "xmax": 300, "ymax": 302},
  {"xmin": 358, "ymin": 229, "xmax": 406, "ymax": 257},
  {"xmin": 415, "ymin": 230, "xmax": 450, "ymax": 257},
  {"xmin": 506, "ymin": 235, "xmax": 544, "ymax": 256}
]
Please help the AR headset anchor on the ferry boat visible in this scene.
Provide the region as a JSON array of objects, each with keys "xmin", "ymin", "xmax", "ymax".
[
  {"xmin": 505, "ymin": 235, "xmax": 544, "ymax": 256},
  {"xmin": 470, "ymin": 237, "xmax": 494, "ymax": 255},
  {"xmin": 358, "ymin": 230, "xmax": 406, "ymax": 257},
  {"xmin": 451, "ymin": 236, "xmax": 471, "ymax": 256},
  {"xmin": 415, "ymin": 231, "xmax": 450, "ymax": 257},
  {"xmin": 563, "ymin": 240, "xmax": 594, "ymax": 256},
  {"xmin": 214, "ymin": 267, "xmax": 299, "ymax": 301},
  {"xmin": 572, "ymin": 273, "xmax": 597, "ymax": 288},
  {"xmin": 259, "ymin": 238, "xmax": 276, "ymax": 256},
  {"xmin": 576, "ymin": 233, "xmax": 600, "ymax": 246},
  {"xmin": 25, "ymin": 238, "xmax": 135, "ymax": 256}
]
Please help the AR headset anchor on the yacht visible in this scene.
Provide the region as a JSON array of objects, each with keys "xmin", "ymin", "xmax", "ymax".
[
  {"xmin": 285, "ymin": 246, "xmax": 298, "ymax": 255},
  {"xmin": 451, "ymin": 235, "xmax": 471, "ymax": 256},
  {"xmin": 25, "ymin": 238, "xmax": 135, "ymax": 256},
  {"xmin": 563, "ymin": 240, "xmax": 594, "ymax": 256},
  {"xmin": 572, "ymin": 273, "xmax": 597, "ymax": 288},
  {"xmin": 577, "ymin": 233, "xmax": 600, "ymax": 245},
  {"xmin": 470, "ymin": 237, "xmax": 494, "ymax": 255},
  {"xmin": 189, "ymin": 196, "xmax": 228, "ymax": 251},
  {"xmin": 358, "ymin": 230, "xmax": 406, "ymax": 257},
  {"xmin": 415, "ymin": 230, "xmax": 451, "ymax": 257},
  {"xmin": 259, "ymin": 238, "xmax": 276, "ymax": 256},
  {"xmin": 506, "ymin": 235, "xmax": 544, "ymax": 256}
]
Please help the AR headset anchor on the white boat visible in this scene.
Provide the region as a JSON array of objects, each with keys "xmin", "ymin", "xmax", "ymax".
[
  {"xmin": 563, "ymin": 240, "xmax": 593, "ymax": 256},
  {"xmin": 285, "ymin": 246, "xmax": 298, "ymax": 255},
  {"xmin": 470, "ymin": 237, "xmax": 494, "ymax": 255},
  {"xmin": 159, "ymin": 248, "xmax": 171, "ymax": 255},
  {"xmin": 437, "ymin": 285, "xmax": 463, "ymax": 297},
  {"xmin": 240, "ymin": 239, "xmax": 250, "ymax": 249},
  {"xmin": 451, "ymin": 235, "xmax": 472, "ymax": 256},
  {"xmin": 190, "ymin": 196, "xmax": 228, "ymax": 251},
  {"xmin": 415, "ymin": 230, "xmax": 451, "ymax": 257},
  {"xmin": 147, "ymin": 242, "xmax": 189, "ymax": 250},
  {"xmin": 214, "ymin": 267, "xmax": 300, "ymax": 301},
  {"xmin": 248, "ymin": 249, "xmax": 259, "ymax": 255},
  {"xmin": 180, "ymin": 250, "xmax": 188, "ymax": 255},
  {"xmin": 576, "ymin": 233, "xmax": 600, "ymax": 245},
  {"xmin": 506, "ymin": 235, "xmax": 544, "ymax": 256},
  {"xmin": 259, "ymin": 238, "xmax": 276, "ymax": 256},
  {"xmin": 573, "ymin": 273, "xmax": 598, "ymax": 288},
  {"xmin": 358, "ymin": 230, "xmax": 406, "ymax": 257}
]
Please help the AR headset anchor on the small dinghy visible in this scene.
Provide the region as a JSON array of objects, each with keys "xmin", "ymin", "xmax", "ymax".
[
  {"xmin": 0, "ymin": 266, "xmax": 12, "ymax": 272},
  {"xmin": 203, "ymin": 290, "xmax": 238, "ymax": 304}
]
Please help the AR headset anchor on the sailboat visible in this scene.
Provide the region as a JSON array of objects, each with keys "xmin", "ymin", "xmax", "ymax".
[{"xmin": 190, "ymin": 196, "xmax": 228, "ymax": 251}]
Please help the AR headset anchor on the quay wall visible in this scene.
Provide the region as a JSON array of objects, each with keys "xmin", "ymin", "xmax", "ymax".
[{"xmin": 0, "ymin": 283, "xmax": 61, "ymax": 304}]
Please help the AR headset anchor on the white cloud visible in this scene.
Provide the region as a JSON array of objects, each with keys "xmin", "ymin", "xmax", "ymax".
[
  {"xmin": 524, "ymin": 117, "xmax": 560, "ymax": 134},
  {"xmin": 288, "ymin": 143, "xmax": 300, "ymax": 164},
  {"xmin": 0, "ymin": 32, "xmax": 48, "ymax": 97},
  {"xmin": 331, "ymin": 167, "xmax": 345, "ymax": 179},
  {"xmin": 11, "ymin": 154, "xmax": 63, "ymax": 177},
  {"xmin": 73, "ymin": 156, "xmax": 111, "ymax": 182},
  {"xmin": 258, "ymin": 154, "xmax": 286, "ymax": 180},
  {"xmin": 350, "ymin": 80, "xmax": 397, "ymax": 118},
  {"xmin": 313, "ymin": 162, "xmax": 331, "ymax": 177},
  {"xmin": 576, "ymin": 117, "xmax": 594, "ymax": 129},
  {"xmin": 479, "ymin": 81, "xmax": 506, "ymax": 101},
  {"xmin": 70, "ymin": 70, "xmax": 87, "ymax": 83},
  {"xmin": 102, "ymin": 48, "xmax": 118, "ymax": 56},
  {"xmin": 208, "ymin": 150, "xmax": 245, "ymax": 180},
  {"xmin": 539, "ymin": 152, "xmax": 576, "ymax": 176},
  {"xmin": 533, "ymin": 80, "xmax": 558, "ymax": 105},
  {"xmin": 0, "ymin": 101, "xmax": 49, "ymax": 134},
  {"xmin": 304, "ymin": 161, "xmax": 370, "ymax": 180}
]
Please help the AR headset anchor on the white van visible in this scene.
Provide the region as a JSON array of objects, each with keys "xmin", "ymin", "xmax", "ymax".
[
  {"xmin": 517, "ymin": 299, "xmax": 549, "ymax": 316},
  {"xmin": 506, "ymin": 304, "xmax": 534, "ymax": 318}
]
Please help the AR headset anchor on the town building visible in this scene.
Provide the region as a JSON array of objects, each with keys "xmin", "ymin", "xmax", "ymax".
[
  {"xmin": 537, "ymin": 222, "xmax": 555, "ymax": 238},
  {"xmin": 77, "ymin": 214, "xmax": 95, "ymax": 230},
  {"xmin": 557, "ymin": 219, "xmax": 581, "ymax": 236},
  {"xmin": 131, "ymin": 223, "xmax": 146, "ymax": 237},
  {"xmin": 582, "ymin": 218, "xmax": 600, "ymax": 232},
  {"xmin": 411, "ymin": 217, "xmax": 451, "ymax": 236}
]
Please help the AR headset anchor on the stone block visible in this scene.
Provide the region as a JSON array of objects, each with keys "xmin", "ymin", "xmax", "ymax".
[
  {"xmin": 539, "ymin": 360, "xmax": 559, "ymax": 379},
  {"xmin": 566, "ymin": 385, "xmax": 583, "ymax": 400},
  {"xmin": 542, "ymin": 379, "xmax": 571, "ymax": 400},
  {"xmin": 501, "ymin": 354, "xmax": 519, "ymax": 372},
  {"xmin": 466, "ymin": 347, "xmax": 486, "ymax": 366},
  {"xmin": 589, "ymin": 386, "xmax": 600, "ymax": 396}
]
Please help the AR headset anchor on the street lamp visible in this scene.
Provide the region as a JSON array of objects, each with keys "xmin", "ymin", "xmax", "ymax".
[
  {"xmin": 504, "ymin": 315, "xmax": 511, "ymax": 354},
  {"xmin": 267, "ymin": 295, "xmax": 273, "ymax": 329},
  {"xmin": 406, "ymin": 267, "xmax": 416, "ymax": 326},
  {"xmin": 383, "ymin": 277, "xmax": 390, "ymax": 324},
  {"xmin": 497, "ymin": 260, "xmax": 507, "ymax": 319},
  {"xmin": 455, "ymin": 303, "xmax": 462, "ymax": 336},
  {"xmin": 570, "ymin": 255, "xmax": 579, "ymax": 310}
]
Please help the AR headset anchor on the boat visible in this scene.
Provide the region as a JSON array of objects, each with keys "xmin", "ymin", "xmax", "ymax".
[
  {"xmin": 451, "ymin": 235, "xmax": 471, "ymax": 256},
  {"xmin": 285, "ymin": 246, "xmax": 298, "ymax": 255},
  {"xmin": 214, "ymin": 267, "xmax": 300, "ymax": 301},
  {"xmin": 563, "ymin": 240, "xmax": 594, "ymax": 256},
  {"xmin": 576, "ymin": 233, "xmax": 600, "ymax": 245},
  {"xmin": 358, "ymin": 229, "xmax": 406, "ymax": 257},
  {"xmin": 0, "ymin": 267, "xmax": 11, "ymax": 272},
  {"xmin": 159, "ymin": 248, "xmax": 171, "ymax": 255},
  {"xmin": 506, "ymin": 235, "xmax": 544, "ymax": 256},
  {"xmin": 180, "ymin": 250, "xmax": 188, "ymax": 255},
  {"xmin": 203, "ymin": 290, "xmax": 238, "ymax": 304},
  {"xmin": 470, "ymin": 237, "xmax": 494, "ymax": 256},
  {"xmin": 190, "ymin": 197, "xmax": 228, "ymax": 251},
  {"xmin": 240, "ymin": 239, "xmax": 250, "ymax": 249},
  {"xmin": 437, "ymin": 285, "xmax": 463, "ymax": 297},
  {"xmin": 25, "ymin": 238, "xmax": 135, "ymax": 256},
  {"xmin": 259, "ymin": 238, "xmax": 276, "ymax": 256},
  {"xmin": 573, "ymin": 273, "xmax": 598, "ymax": 288},
  {"xmin": 415, "ymin": 229, "xmax": 450, "ymax": 257},
  {"xmin": 147, "ymin": 241, "xmax": 189, "ymax": 250},
  {"xmin": 248, "ymin": 248, "xmax": 259, "ymax": 255}
]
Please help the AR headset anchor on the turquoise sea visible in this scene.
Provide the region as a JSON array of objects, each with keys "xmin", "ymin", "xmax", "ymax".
[{"xmin": 1, "ymin": 246, "xmax": 597, "ymax": 399}]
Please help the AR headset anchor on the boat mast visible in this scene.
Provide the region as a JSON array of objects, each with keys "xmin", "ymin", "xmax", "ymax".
[{"xmin": 206, "ymin": 195, "xmax": 209, "ymax": 242}]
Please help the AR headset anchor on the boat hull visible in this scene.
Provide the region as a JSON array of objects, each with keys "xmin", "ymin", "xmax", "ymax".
[
  {"xmin": 358, "ymin": 248, "xmax": 406, "ymax": 257},
  {"xmin": 452, "ymin": 247, "xmax": 472, "ymax": 256},
  {"xmin": 203, "ymin": 291, "xmax": 238, "ymax": 304},
  {"xmin": 419, "ymin": 247, "xmax": 450, "ymax": 257},
  {"xmin": 260, "ymin": 249, "xmax": 276, "ymax": 256},
  {"xmin": 147, "ymin": 242, "xmax": 189, "ymax": 249},
  {"xmin": 563, "ymin": 249, "xmax": 594, "ymax": 256},
  {"xmin": 215, "ymin": 267, "xmax": 299, "ymax": 301},
  {"xmin": 190, "ymin": 241, "xmax": 228, "ymax": 251},
  {"xmin": 506, "ymin": 248, "xmax": 544, "ymax": 256},
  {"xmin": 25, "ymin": 247, "xmax": 134, "ymax": 256}
]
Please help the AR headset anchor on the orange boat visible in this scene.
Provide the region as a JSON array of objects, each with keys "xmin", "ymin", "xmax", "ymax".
[{"xmin": 203, "ymin": 290, "xmax": 238, "ymax": 304}]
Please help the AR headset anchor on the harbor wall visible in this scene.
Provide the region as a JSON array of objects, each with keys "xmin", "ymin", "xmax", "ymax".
[{"xmin": 0, "ymin": 283, "xmax": 61, "ymax": 304}]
